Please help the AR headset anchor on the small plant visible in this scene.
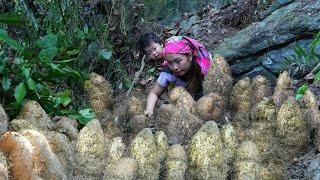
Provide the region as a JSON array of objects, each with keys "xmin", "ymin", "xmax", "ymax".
[
  {"xmin": 288, "ymin": 31, "xmax": 320, "ymax": 100},
  {"xmin": 286, "ymin": 31, "xmax": 320, "ymax": 78},
  {"xmin": 295, "ymin": 84, "xmax": 308, "ymax": 101},
  {"xmin": 69, "ymin": 109, "xmax": 96, "ymax": 126}
]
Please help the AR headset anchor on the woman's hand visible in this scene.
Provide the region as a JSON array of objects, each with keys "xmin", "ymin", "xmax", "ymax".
[{"xmin": 144, "ymin": 110, "xmax": 154, "ymax": 118}]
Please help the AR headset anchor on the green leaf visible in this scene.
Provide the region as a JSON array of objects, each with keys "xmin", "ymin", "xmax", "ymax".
[
  {"xmin": 57, "ymin": 90, "xmax": 72, "ymax": 106},
  {"xmin": 297, "ymin": 84, "xmax": 308, "ymax": 94},
  {"xmin": 38, "ymin": 46, "xmax": 58, "ymax": 62},
  {"xmin": 13, "ymin": 57, "xmax": 23, "ymax": 64},
  {"xmin": 61, "ymin": 66, "xmax": 81, "ymax": 78},
  {"xmin": 36, "ymin": 33, "xmax": 58, "ymax": 49},
  {"xmin": 75, "ymin": 28, "xmax": 85, "ymax": 40},
  {"xmin": 295, "ymin": 93, "xmax": 303, "ymax": 101},
  {"xmin": 2, "ymin": 76, "xmax": 11, "ymax": 91},
  {"xmin": 0, "ymin": 12, "xmax": 21, "ymax": 25},
  {"xmin": 57, "ymin": 58, "xmax": 77, "ymax": 63},
  {"xmin": 79, "ymin": 109, "xmax": 96, "ymax": 119},
  {"xmin": 27, "ymin": 78, "xmax": 36, "ymax": 90},
  {"xmin": 310, "ymin": 31, "xmax": 320, "ymax": 55},
  {"xmin": 295, "ymin": 84, "xmax": 308, "ymax": 101},
  {"xmin": 21, "ymin": 67, "xmax": 30, "ymax": 79},
  {"xmin": 314, "ymin": 70, "xmax": 320, "ymax": 82},
  {"xmin": 0, "ymin": 59, "xmax": 6, "ymax": 73},
  {"xmin": 0, "ymin": 28, "xmax": 23, "ymax": 51},
  {"xmin": 99, "ymin": 49, "xmax": 112, "ymax": 60},
  {"xmin": 14, "ymin": 82, "xmax": 26, "ymax": 104},
  {"xmin": 66, "ymin": 49, "xmax": 80, "ymax": 56}
]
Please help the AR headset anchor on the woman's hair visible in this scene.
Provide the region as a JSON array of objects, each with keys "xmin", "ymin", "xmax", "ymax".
[
  {"xmin": 138, "ymin": 33, "xmax": 162, "ymax": 53},
  {"xmin": 184, "ymin": 54, "xmax": 203, "ymax": 98}
]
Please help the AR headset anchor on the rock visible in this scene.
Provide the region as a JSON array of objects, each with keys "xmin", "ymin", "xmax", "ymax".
[
  {"xmin": 169, "ymin": 87, "xmax": 187, "ymax": 103},
  {"xmin": 304, "ymin": 108, "xmax": 320, "ymax": 133},
  {"xmin": 196, "ymin": 93, "xmax": 225, "ymax": 121},
  {"xmin": 231, "ymin": 77, "xmax": 252, "ymax": 128},
  {"xmin": 169, "ymin": 87, "xmax": 196, "ymax": 113},
  {"xmin": 248, "ymin": 99, "xmax": 277, "ymax": 157},
  {"xmin": 261, "ymin": 39, "xmax": 319, "ymax": 75},
  {"xmin": 221, "ymin": 124, "xmax": 239, "ymax": 164},
  {"xmin": 234, "ymin": 141, "xmax": 261, "ymax": 180},
  {"xmin": 0, "ymin": 105, "xmax": 8, "ymax": 136},
  {"xmin": 101, "ymin": 109, "xmax": 123, "ymax": 140},
  {"xmin": 276, "ymin": 97, "xmax": 309, "ymax": 159},
  {"xmin": 167, "ymin": 108, "xmax": 203, "ymax": 144},
  {"xmin": 104, "ymin": 157, "xmax": 138, "ymax": 180},
  {"xmin": 187, "ymin": 121, "xmax": 227, "ymax": 179},
  {"xmin": 273, "ymin": 71, "xmax": 294, "ymax": 109},
  {"xmin": 104, "ymin": 137, "xmax": 135, "ymax": 180},
  {"xmin": 230, "ymin": 56, "xmax": 262, "ymax": 76},
  {"xmin": 0, "ymin": 131, "xmax": 40, "ymax": 179},
  {"xmin": 76, "ymin": 119, "xmax": 105, "ymax": 176},
  {"xmin": 106, "ymin": 137, "xmax": 125, "ymax": 163},
  {"xmin": 316, "ymin": 130, "xmax": 320, "ymax": 152},
  {"xmin": 129, "ymin": 128, "xmax": 160, "ymax": 179},
  {"xmin": 130, "ymin": 115, "xmax": 149, "ymax": 135},
  {"xmin": 0, "ymin": 152, "xmax": 8, "ymax": 180},
  {"xmin": 240, "ymin": 67, "xmax": 277, "ymax": 88},
  {"xmin": 260, "ymin": 160, "xmax": 285, "ymax": 180},
  {"xmin": 155, "ymin": 101, "xmax": 202, "ymax": 144},
  {"xmin": 304, "ymin": 156, "xmax": 320, "ymax": 180},
  {"xmin": 20, "ymin": 130, "xmax": 67, "ymax": 179},
  {"xmin": 156, "ymin": 104, "xmax": 175, "ymax": 128},
  {"xmin": 86, "ymin": 72, "xmax": 113, "ymax": 118},
  {"xmin": 302, "ymin": 89, "xmax": 319, "ymax": 109},
  {"xmin": 165, "ymin": 144, "xmax": 187, "ymax": 180},
  {"xmin": 203, "ymin": 54, "xmax": 233, "ymax": 98},
  {"xmin": 18, "ymin": 100, "xmax": 53, "ymax": 130},
  {"xmin": 53, "ymin": 119, "xmax": 79, "ymax": 141},
  {"xmin": 250, "ymin": 98, "xmax": 276, "ymax": 124},
  {"xmin": 215, "ymin": 1, "xmax": 320, "ymax": 60},
  {"xmin": 126, "ymin": 96, "xmax": 144, "ymax": 119},
  {"xmin": 10, "ymin": 119, "xmax": 37, "ymax": 131},
  {"xmin": 44, "ymin": 131, "xmax": 76, "ymax": 179},
  {"xmin": 154, "ymin": 131, "xmax": 169, "ymax": 162},
  {"xmin": 245, "ymin": 123, "xmax": 276, "ymax": 159}
]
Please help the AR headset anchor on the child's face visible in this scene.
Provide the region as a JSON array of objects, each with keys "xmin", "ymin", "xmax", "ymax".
[
  {"xmin": 165, "ymin": 53, "xmax": 192, "ymax": 76},
  {"xmin": 144, "ymin": 42, "xmax": 164, "ymax": 61}
]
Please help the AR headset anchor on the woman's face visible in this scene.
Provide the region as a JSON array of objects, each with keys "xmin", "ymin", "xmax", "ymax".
[
  {"xmin": 165, "ymin": 53, "xmax": 192, "ymax": 76},
  {"xmin": 144, "ymin": 42, "xmax": 164, "ymax": 61}
]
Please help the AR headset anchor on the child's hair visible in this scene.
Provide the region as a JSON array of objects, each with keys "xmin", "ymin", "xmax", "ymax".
[{"xmin": 138, "ymin": 33, "xmax": 162, "ymax": 53}]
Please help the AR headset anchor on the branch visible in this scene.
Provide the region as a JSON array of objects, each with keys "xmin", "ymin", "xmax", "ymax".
[{"xmin": 126, "ymin": 55, "xmax": 146, "ymax": 97}]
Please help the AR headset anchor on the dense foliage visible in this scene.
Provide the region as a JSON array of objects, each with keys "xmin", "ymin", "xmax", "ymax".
[{"xmin": 0, "ymin": 0, "xmax": 134, "ymax": 121}]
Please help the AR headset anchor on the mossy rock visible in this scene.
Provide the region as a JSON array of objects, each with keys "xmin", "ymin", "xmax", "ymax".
[
  {"xmin": 187, "ymin": 121, "xmax": 226, "ymax": 179},
  {"xmin": 76, "ymin": 119, "xmax": 105, "ymax": 176},
  {"xmin": 276, "ymin": 98, "xmax": 309, "ymax": 151},
  {"xmin": 129, "ymin": 128, "xmax": 160, "ymax": 180},
  {"xmin": 165, "ymin": 144, "xmax": 187, "ymax": 180}
]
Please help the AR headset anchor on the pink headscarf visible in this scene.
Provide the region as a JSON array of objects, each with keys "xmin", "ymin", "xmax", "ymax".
[{"xmin": 163, "ymin": 36, "xmax": 212, "ymax": 76}]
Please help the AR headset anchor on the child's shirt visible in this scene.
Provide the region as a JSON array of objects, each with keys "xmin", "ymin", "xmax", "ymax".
[{"xmin": 156, "ymin": 67, "xmax": 204, "ymax": 100}]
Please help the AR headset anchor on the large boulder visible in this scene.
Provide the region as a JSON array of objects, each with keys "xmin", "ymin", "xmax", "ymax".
[
  {"xmin": 76, "ymin": 119, "xmax": 106, "ymax": 177},
  {"xmin": 18, "ymin": 100, "xmax": 53, "ymax": 130},
  {"xmin": 215, "ymin": 0, "xmax": 320, "ymax": 61},
  {"xmin": 187, "ymin": 121, "xmax": 227, "ymax": 179},
  {"xmin": 129, "ymin": 128, "xmax": 161, "ymax": 180},
  {"xmin": 165, "ymin": 144, "xmax": 187, "ymax": 180},
  {"xmin": 86, "ymin": 72, "xmax": 113, "ymax": 118},
  {"xmin": 0, "ymin": 105, "xmax": 8, "ymax": 136}
]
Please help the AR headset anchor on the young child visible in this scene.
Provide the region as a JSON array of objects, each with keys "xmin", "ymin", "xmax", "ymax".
[
  {"xmin": 138, "ymin": 32, "xmax": 164, "ymax": 62},
  {"xmin": 144, "ymin": 36, "xmax": 212, "ymax": 117}
]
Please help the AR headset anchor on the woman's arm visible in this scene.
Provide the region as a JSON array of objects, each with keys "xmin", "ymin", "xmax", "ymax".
[{"xmin": 144, "ymin": 83, "xmax": 165, "ymax": 117}]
